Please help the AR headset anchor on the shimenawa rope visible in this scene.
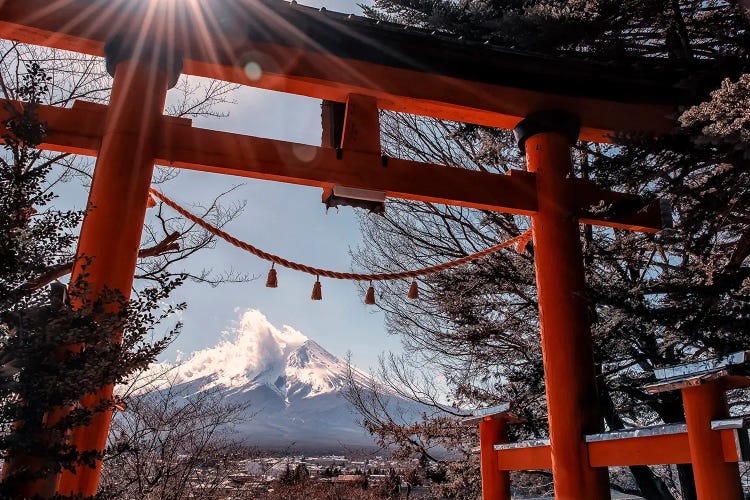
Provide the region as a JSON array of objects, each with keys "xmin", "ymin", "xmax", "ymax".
[{"xmin": 148, "ymin": 188, "xmax": 532, "ymax": 283}]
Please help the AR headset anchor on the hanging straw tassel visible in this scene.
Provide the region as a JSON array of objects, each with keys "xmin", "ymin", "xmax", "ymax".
[
  {"xmin": 407, "ymin": 280, "xmax": 419, "ymax": 300},
  {"xmin": 311, "ymin": 277, "xmax": 322, "ymax": 300},
  {"xmin": 266, "ymin": 264, "xmax": 278, "ymax": 288},
  {"xmin": 365, "ymin": 282, "xmax": 376, "ymax": 305}
]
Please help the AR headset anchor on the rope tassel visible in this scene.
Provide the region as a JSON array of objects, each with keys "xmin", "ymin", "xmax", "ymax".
[
  {"xmin": 365, "ymin": 283, "xmax": 376, "ymax": 305},
  {"xmin": 266, "ymin": 264, "xmax": 278, "ymax": 288},
  {"xmin": 148, "ymin": 189, "xmax": 533, "ymax": 286},
  {"xmin": 408, "ymin": 280, "xmax": 419, "ymax": 300},
  {"xmin": 311, "ymin": 277, "xmax": 322, "ymax": 300}
]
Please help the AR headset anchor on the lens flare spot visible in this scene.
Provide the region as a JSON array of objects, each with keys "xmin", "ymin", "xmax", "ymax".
[
  {"xmin": 292, "ymin": 143, "xmax": 317, "ymax": 163},
  {"xmin": 244, "ymin": 62, "xmax": 263, "ymax": 81}
]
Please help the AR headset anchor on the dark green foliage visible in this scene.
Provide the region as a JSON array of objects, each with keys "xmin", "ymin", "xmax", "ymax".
[
  {"xmin": 277, "ymin": 463, "xmax": 311, "ymax": 486},
  {"xmin": 0, "ymin": 63, "xmax": 182, "ymax": 498},
  {"xmin": 363, "ymin": 0, "xmax": 749, "ymax": 64}
]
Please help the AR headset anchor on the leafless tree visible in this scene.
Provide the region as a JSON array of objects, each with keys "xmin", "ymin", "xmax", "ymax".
[
  {"xmin": 0, "ymin": 40, "xmax": 253, "ymax": 291},
  {"xmin": 100, "ymin": 372, "xmax": 255, "ymax": 499}
]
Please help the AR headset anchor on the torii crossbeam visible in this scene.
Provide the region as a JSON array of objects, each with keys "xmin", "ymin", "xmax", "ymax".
[{"xmin": 0, "ymin": 1, "xmax": 711, "ymax": 499}]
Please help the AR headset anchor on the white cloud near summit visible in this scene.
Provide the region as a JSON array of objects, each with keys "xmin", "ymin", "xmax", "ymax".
[
  {"xmin": 179, "ymin": 309, "xmax": 308, "ymax": 387},
  {"xmin": 133, "ymin": 309, "xmax": 309, "ymax": 393}
]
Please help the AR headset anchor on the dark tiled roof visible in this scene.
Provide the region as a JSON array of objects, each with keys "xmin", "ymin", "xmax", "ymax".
[{"xmin": 243, "ymin": 0, "xmax": 683, "ymax": 105}]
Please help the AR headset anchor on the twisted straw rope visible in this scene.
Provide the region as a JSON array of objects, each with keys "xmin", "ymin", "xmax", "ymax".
[{"xmin": 149, "ymin": 188, "xmax": 533, "ymax": 282}]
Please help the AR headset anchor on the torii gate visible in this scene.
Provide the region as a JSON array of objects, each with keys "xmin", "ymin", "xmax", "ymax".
[{"xmin": 0, "ymin": 0, "xmax": 699, "ymax": 498}]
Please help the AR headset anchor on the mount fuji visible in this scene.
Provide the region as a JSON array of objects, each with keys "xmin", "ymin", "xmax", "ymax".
[{"xmin": 148, "ymin": 309, "xmax": 411, "ymax": 452}]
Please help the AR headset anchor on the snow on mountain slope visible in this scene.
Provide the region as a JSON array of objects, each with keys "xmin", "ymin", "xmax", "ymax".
[
  {"xmin": 149, "ymin": 309, "xmax": 404, "ymax": 450},
  {"xmin": 168, "ymin": 309, "xmax": 371, "ymax": 402}
]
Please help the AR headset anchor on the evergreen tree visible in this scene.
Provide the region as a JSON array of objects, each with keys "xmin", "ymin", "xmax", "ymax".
[
  {"xmin": 294, "ymin": 463, "xmax": 310, "ymax": 484},
  {"xmin": 278, "ymin": 464, "xmax": 294, "ymax": 486},
  {"xmin": 0, "ymin": 37, "xmax": 248, "ymax": 497},
  {"xmin": 0, "ymin": 64, "xmax": 182, "ymax": 497},
  {"xmin": 348, "ymin": 1, "xmax": 750, "ymax": 498}
]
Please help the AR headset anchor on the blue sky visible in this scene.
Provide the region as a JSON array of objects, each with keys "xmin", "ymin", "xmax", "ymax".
[
  {"xmin": 150, "ymin": 0, "xmax": 399, "ymax": 371},
  {"xmin": 47, "ymin": 0, "xmax": 397, "ymax": 372}
]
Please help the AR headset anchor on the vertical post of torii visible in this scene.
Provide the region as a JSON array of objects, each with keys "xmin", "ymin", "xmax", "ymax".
[
  {"xmin": 515, "ymin": 111, "xmax": 611, "ymax": 499},
  {"xmin": 479, "ymin": 417, "xmax": 511, "ymax": 499},
  {"xmin": 54, "ymin": 36, "xmax": 182, "ymax": 497},
  {"xmin": 682, "ymin": 381, "xmax": 743, "ymax": 499}
]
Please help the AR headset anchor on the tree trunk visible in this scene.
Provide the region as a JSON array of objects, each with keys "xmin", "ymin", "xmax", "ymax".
[
  {"xmin": 675, "ymin": 465, "xmax": 697, "ymax": 500},
  {"xmin": 599, "ymin": 384, "xmax": 676, "ymax": 500},
  {"xmin": 629, "ymin": 465, "xmax": 677, "ymax": 500}
]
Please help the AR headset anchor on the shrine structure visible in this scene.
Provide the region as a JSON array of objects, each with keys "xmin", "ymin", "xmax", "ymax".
[{"xmin": 0, "ymin": 0, "xmax": 738, "ymax": 498}]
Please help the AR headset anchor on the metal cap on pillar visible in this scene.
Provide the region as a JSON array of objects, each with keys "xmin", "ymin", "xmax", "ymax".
[
  {"xmin": 105, "ymin": 34, "xmax": 183, "ymax": 89},
  {"xmin": 513, "ymin": 110, "xmax": 581, "ymax": 154}
]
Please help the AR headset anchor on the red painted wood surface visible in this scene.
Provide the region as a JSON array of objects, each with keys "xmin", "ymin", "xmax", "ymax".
[
  {"xmin": 526, "ymin": 131, "xmax": 610, "ymax": 499},
  {"xmin": 0, "ymin": 0, "xmax": 675, "ymax": 142},
  {"xmin": 480, "ymin": 419, "xmax": 511, "ymax": 499},
  {"xmin": 0, "ymin": 99, "xmax": 667, "ymax": 232},
  {"xmin": 588, "ymin": 433, "xmax": 692, "ymax": 466},
  {"xmin": 682, "ymin": 382, "xmax": 743, "ymax": 500},
  {"xmin": 55, "ymin": 58, "xmax": 171, "ymax": 498}
]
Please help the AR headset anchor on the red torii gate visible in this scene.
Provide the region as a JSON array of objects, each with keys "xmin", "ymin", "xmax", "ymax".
[{"xmin": 0, "ymin": 0, "xmax": 699, "ymax": 498}]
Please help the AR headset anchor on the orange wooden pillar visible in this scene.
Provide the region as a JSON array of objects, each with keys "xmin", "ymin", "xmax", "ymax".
[
  {"xmin": 479, "ymin": 417, "xmax": 511, "ymax": 499},
  {"xmin": 515, "ymin": 112, "xmax": 610, "ymax": 499},
  {"xmin": 55, "ymin": 36, "xmax": 181, "ymax": 497},
  {"xmin": 682, "ymin": 381, "xmax": 742, "ymax": 499}
]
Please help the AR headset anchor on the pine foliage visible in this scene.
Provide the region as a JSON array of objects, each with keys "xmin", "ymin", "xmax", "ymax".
[
  {"xmin": 0, "ymin": 63, "xmax": 182, "ymax": 497},
  {"xmin": 349, "ymin": 1, "xmax": 750, "ymax": 498}
]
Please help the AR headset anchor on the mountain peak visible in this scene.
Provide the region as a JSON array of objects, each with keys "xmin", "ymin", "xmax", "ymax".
[
  {"xmin": 141, "ymin": 308, "xmax": 422, "ymax": 452},
  {"xmin": 159, "ymin": 310, "xmax": 366, "ymax": 400},
  {"xmin": 287, "ymin": 340, "xmax": 339, "ymax": 370},
  {"xmin": 162, "ymin": 310, "xmax": 309, "ymax": 389}
]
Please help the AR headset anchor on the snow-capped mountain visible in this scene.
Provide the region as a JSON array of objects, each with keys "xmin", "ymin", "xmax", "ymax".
[{"xmin": 147, "ymin": 310, "xmax": 406, "ymax": 451}]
